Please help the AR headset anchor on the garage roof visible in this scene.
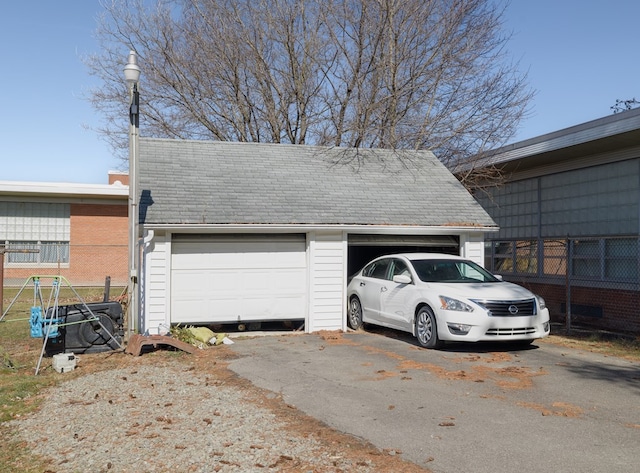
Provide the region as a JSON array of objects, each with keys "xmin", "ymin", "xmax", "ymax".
[{"xmin": 138, "ymin": 138, "xmax": 496, "ymax": 229}]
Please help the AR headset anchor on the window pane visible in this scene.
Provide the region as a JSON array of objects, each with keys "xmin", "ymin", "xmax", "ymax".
[
  {"xmin": 542, "ymin": 240, "xmax": 567, "ymax": 276},
  {"xmin": 7, "ymin": 241, "xmax": 38, "ymax": 263},
  {"xmin": 371, "ymin": 259, "xmax": 390, "ymax": 279},
  {"xmin": 41, "ymin": 242, "xmax": 70, "ymax": 263},
  {"xmin": 515, "ymin": 240, "xmax": 537, "ymax": 273},
  {"xmin": 5, "ymin": 241, "xmax": 69, "ymax": 264},
  {"xmin": 605, "ymin": 238, "xmax": 638, "ymax": 281},
  {"xmin": 494, "ymin": 242, "xmax": 513, "ymax": 255},
  {"xmin": 605, "ymin": 258, "xmax": 637, "ymax": 280},
  {"xmin": 605, "ymin": 239, "xmax": 637, "ymax": 258},
  {"xmin": 573, "ymin": 240, "xmax": 599, "ymax": 257},
  {"xmin": 573, "ymin": 259, "xmax": 599, "ymax": 278},
  {"xmin": 493, "ymin": 241, "xmax": 513, "ymax": 273},
  {"xmin": 390, "ymin": 260, "xmax": 410, "ymax": 278},
  {"xmin": 484, "ymin": 241, "xmax": 492, "ymax": 270}
]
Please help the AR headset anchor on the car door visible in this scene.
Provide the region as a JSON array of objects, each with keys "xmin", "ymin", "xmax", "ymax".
[
  {"xmin": 379, "ymin": 258, "xmax": 416, "ymax": 331},
  {"xmin": 357, "ymin": 258, "xmax": 391, "ymax": 324}
]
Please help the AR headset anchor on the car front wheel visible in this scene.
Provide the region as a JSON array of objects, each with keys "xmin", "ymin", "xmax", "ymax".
[
  {"xmin": 415, "ymin": 306, "xmax": 442, "ymax": 349},
  {"xmin": 347, "ymin": 297, "xmax": 364, "ymax": 330}
]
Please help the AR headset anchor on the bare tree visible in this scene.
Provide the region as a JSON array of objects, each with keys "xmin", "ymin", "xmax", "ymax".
[
  {"xmin": 611, "ymin": 98, "xmax": 640, "ymax": 114},
  {"xmin": 87, "ymin": 0, "xmax": 532, "ymax": 187}
]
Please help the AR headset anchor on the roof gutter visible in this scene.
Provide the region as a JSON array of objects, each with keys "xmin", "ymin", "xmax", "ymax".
[{"xmin": 142, "ymin": 223, "xmax": 498, "ymax": 235}]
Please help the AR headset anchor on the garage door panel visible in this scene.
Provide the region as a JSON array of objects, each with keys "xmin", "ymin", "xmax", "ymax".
[
  {"xmin": 173, "ymin": 244, "xmax": 305, "ymax": 269},
  {"xmin": 171, "ymin": 236, "xmax": 307, "ymax": 324}
]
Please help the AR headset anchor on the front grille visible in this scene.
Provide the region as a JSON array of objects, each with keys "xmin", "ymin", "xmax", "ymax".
[
  {"xmin": 471, "ymin": 298, "xmax": 536, "ymax": 317},
  {"xmin": 486, "ymin": 327, "xmax": 537, "ymax": 336}
]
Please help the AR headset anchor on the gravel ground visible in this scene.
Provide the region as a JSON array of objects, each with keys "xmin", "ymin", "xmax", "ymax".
[{"xmin": 8, "ymin": 348, "xmax": 426, "ymax": 473}]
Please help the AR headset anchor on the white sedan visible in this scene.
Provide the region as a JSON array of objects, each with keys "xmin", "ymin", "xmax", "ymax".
[{"xmin": 347, "ymin": 253, "xmax": 550, "ymax": 348}]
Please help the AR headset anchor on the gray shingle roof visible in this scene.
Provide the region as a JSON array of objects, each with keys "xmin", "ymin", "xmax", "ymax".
[{"xmin": 138, "ymin": 138, "xmax": 496, "ymax": 228}]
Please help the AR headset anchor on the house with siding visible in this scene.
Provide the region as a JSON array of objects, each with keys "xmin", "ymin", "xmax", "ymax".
[
  {"xmin": 471, "ymin": 107, "xmax": 640, "ymax": 334},
  {"xmin": 137, "ymin": 138, "xmax": 497, "ymax": 335}
]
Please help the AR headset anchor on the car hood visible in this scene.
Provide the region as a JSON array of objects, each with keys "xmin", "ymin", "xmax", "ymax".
[{"xmin": 424, "ymin": 281, "xmax": 536, "ymax": 301}]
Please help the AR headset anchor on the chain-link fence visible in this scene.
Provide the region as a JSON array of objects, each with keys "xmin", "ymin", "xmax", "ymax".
[
  {"xmin": 1, "ymin": 244, "xmax": 128, "ymax": 315},
  {"xmin": 486, "ymin": 236, "xmax": 640, "ymax": 335},
  {"xmin": 2, "ymin": 243, "xmax": 127, "ymax": 286}
]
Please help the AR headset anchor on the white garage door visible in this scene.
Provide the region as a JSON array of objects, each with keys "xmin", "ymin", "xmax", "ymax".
[{"xmin": 170, "ymin": 234, "xmax": 307, "ymax": 324}]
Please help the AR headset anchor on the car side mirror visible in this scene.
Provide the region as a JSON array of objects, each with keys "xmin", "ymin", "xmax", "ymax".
[
  {"xmin": 393, "ymin": 274, "xmax": 412, "ymax": 284},
  {"xmin": 493, "ymin": 274, "xmax": 503, "ymax": 281}
]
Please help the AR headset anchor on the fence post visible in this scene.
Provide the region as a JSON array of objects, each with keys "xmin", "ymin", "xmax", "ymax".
[
  {"xmin": 103, "ymin": 276, "xmax": 111, "ymax": 303},
  {"xmin": 565, "ymin": 237, "xmax": 572, "ymax": 334},
  {"xmin": 0, "ymin": 250, "xmax": 4, "ymax": 317}
]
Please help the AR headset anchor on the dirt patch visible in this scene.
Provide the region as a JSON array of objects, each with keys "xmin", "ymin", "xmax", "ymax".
[
  {"xmin": 516, "ymin": 401, "xmax": 584, "ymax": 417},
  {"xmin": 362, "ymin": 344, "xmax": 407, "ymax": 361},
  {"xmin": 448, "ymin": 352, "xmax": 513, "ymax": 364},
  {"xmin": 329, "ymin": 333, "xmax": 548, "ymax": 391},
  {"xmin": 393, "ymin": 355, "xmax": 546, "ymax": 390},
  {"xmin": 318, "ymin": 330, "xmax": 360, "ymax": 346}
]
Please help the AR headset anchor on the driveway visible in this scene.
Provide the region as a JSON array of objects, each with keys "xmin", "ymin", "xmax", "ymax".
[{"xmin": 228, "ymin": 329, "xmax": 640, "ymax": 473}]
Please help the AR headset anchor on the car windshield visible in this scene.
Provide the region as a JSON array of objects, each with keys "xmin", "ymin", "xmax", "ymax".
[{"xmin": 410, "ymin": 259, "xmax": 500, "ymax": 283}]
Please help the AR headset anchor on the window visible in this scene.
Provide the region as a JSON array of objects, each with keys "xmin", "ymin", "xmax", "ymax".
[
  {"xmin": 390, "ymin": 259, "xmax": 411, "ymax": 279},
  {"xmin": 542, "ymin": 240, "xmax": 566, "ymax": 276},
  {"xmin": 492, "ymin": 240, "xmax": 537, "ymax": 275},
  {"xmin": 605, "ymin": 238, "xmax": 637, "ymax": 281},
  {"xmin": 5, "ymin": 241, "xmax": 69, "ymax": 265},
  {"xmin": 488, "ymin": 237, "xmax": 640, "ymax": 285},
  {"xmin": 572, "ymin": 239, "xmax": 600, "ymax": 278},
  {"xmin": 363, "ymin": 259, "xmax": 391, "ymax": 280},
  {"xmin": 1, "ymin": 202, "xmax": 71, "ymax": 267},
  {"xmin": 494, "ymin": 241, "xmax": 513, "ymax": 273},
  {"xmin": 515, "ymin": 240, "xmax": 538, "ymax": 274}
]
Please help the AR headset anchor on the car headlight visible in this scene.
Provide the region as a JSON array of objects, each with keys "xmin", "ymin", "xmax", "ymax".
[
  {"xmin": 439, "ymin": 296, "xmax": 474, "ymax": 312},
  {"xmin": 536, "ymin": 295, "xmax": 546, "ymax": 310}
]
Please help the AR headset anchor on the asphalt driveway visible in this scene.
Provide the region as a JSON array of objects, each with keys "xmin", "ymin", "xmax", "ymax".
[{"xmin": 228, "ymin": 329, "xmax": 640, "ymax": 473}]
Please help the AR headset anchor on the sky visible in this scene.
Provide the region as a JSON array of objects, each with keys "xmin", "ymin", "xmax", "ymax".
[{"xmin": 1, "ymin": 1, "xmax": 639, "ymax": 184}]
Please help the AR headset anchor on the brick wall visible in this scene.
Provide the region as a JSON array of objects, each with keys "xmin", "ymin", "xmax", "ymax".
[
  {"xmin": 69, "ymin": 203, "xmax": 128, "ymax": 286},
  {"xmin": 518, "ymin": 281, "xmax": 640, "ymax": 335}
]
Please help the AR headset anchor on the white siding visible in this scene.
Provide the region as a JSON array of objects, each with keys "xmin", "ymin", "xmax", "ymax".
[
  {"xmin": 460, "ymin": 233, "xmax": 485, "ymax": 267},
  {"xmin": 307, "ymin": 231, "xmax": 346, "ymax": 332},
  {"xmin": 141, "ymin": 229, "xmax": 486, "ymax": 335},
  {"xmin": 142, "ymin": 231, "xmax": 170, "ymax": 334}
]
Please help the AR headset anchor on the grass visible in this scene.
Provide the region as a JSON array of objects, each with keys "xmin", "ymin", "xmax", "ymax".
[
  {"xmin": 545, "ymin": 325, "xmax": 640, "ymax": 361},
  {"xmin": 0, "ymin": 286, "xmax": 127, "ymax": 472},
  {"xmin": 1, "ymin": 291, "xmax": 58, "ymax": 473}
]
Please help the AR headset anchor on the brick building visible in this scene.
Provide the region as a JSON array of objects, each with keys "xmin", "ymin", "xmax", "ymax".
[{"xmin": 0, "ymin": 172, "xmax": 128, "ymax": 288}]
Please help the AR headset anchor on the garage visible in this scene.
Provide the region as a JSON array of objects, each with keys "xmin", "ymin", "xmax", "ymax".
[
  {"xmin": 138, "ymin": 139, "xmax": 498, "ymax": 335},
  {"xmin": 347, "ymin": 234, "xmax": 460, "ymax": 276},
  {"xmin": 170, "ymin": 234, "xmax": 307, "ymax": 324}
]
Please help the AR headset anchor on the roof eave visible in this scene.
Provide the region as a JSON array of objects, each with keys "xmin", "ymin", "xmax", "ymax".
[
  {"xmin": 0, "ymin": 181, "xmax": 129, "ymax": 199},
  {"xmin": 142, "ymin": 223, "xmax": 497, "ymax": 234},
  {"xmin": 462, "ymin": 107, "xmax": 640, "ymax": 172}
]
